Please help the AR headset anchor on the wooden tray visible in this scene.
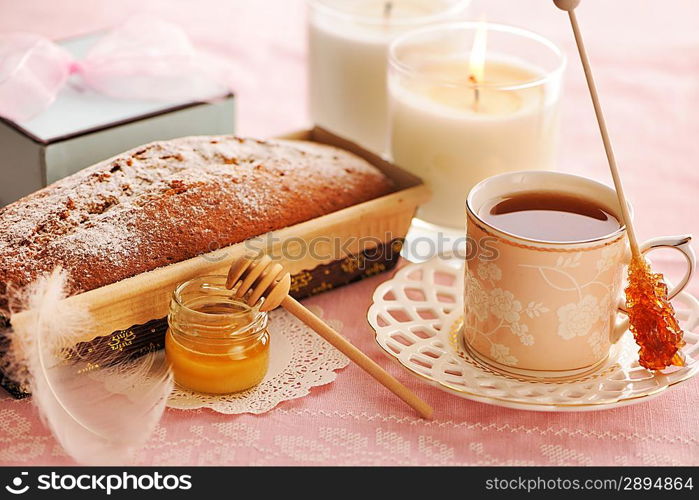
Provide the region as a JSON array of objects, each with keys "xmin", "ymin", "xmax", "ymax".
[{"xmin": 9, "ymin": 127, "xmax": 430, "ymax": 346}]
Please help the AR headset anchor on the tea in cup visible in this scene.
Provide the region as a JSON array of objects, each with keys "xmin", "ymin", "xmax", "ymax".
[{"xmin": 464, "ymin": 171, "xmax": 695, "ymax": 379}]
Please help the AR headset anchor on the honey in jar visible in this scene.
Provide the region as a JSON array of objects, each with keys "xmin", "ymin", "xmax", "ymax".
[{"xmin": 166, "ymin": 275, "xmax": 270, "ymax": 394}]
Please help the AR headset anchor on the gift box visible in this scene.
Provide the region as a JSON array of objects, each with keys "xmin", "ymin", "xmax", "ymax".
[{"xmin": 0, "ymin": 33, "xmax": 236, "ymax": 207}]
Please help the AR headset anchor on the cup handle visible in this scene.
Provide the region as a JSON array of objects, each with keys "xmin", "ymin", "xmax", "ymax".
[
  {"xmin": 637, "ymin": 235, "xmax": 696, "ymax": 300},
  {"xmin": 611, "ymin": 235, "xmax": 695, "ymax": 343}
]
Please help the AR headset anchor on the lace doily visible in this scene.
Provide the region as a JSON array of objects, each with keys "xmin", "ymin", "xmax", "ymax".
[{"xmin": 167, "ymin": 306, "xmax": 349, "ymax": 414}]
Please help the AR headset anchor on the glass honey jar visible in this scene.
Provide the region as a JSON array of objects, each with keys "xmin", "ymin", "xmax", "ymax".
[{"xmin": 165, "ymin": 275, "xmax": 270, "ymax": 394}]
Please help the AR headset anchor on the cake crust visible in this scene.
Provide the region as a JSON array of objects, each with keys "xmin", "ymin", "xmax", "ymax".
[{"xmin": 0, "ymin": 136, "xmax": 394, "ymax": 299}]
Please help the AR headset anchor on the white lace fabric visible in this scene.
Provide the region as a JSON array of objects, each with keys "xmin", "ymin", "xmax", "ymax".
[{"xmin": 167, "ymin": 306, "xmax": 348, "ymax": 414}]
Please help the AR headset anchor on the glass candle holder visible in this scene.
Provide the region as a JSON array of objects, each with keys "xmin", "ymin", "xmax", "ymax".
[
  {"xmin": 308, "ymin": 0, "xmax": 469, "ymax": 155},
  {"xmin": 166, "ymin": 275, "xmax": 270, "ymax": 394},
  {"xmin": 388, "ymin": 22, "xmax": 566, "ymax": 230}
]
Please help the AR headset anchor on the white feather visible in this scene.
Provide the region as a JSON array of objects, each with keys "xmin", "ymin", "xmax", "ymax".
[{"xmin": 4, "ymin": 269, "xmax": 173, "ymax": 465}]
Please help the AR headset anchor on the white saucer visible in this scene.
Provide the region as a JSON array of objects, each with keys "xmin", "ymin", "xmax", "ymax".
[{"xmin": 367, "ymin": 255, "xmax": 699, "ymax": 412}]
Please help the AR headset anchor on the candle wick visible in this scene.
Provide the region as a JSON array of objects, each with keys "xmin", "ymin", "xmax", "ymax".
[
  {"xmin": 469, "ymin": 74, "xmax": 480, "ymax": 112},
  {"xmin": 384, "ymin": 1, "xmax": 393, "ymax": 20}
]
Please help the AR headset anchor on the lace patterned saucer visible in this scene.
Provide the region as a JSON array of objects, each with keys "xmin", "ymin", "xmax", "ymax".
[
  {"xmin": 367, "ymin": 256, "xmax": 699, "ymax": 412},
  {"xmin": 167, "ymin": 306, "xmax": 348, "ymax": 414}
]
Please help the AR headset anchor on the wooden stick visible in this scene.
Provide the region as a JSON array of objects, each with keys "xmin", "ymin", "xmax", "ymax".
[
  {"xmin": 281, "ymin": 296, "xmax": 433, "ymax": 419},
  {"xmin": 554, "ymin": 0, "xmax": 641, "ymax": 258}
]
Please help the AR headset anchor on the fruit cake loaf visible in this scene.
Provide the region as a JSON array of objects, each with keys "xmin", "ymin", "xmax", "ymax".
[{"xmin": 0, "ymin": 136, "xmax": 394, "ymax": 299}]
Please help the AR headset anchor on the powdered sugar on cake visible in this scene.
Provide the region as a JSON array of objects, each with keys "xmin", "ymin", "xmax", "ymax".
[{"xmin": 0, "ymin": 136, "xmax": 394, "ymax": 296}]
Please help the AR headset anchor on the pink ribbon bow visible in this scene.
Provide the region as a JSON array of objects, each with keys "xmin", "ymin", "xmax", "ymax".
[{"xmin": 0, "ymin": 18, "xmax": 233, "ymax": 122}]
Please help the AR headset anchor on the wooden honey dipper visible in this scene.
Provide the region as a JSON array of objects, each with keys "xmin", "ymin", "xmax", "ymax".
[{"xmin": 226, "ymin": 255, "xmax": 434, "ymax": 419}]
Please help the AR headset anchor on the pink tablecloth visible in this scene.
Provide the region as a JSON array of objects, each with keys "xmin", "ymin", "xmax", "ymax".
[{"xmin": 1, "ymin": 0, "xmax": 698, "ymax": 465}]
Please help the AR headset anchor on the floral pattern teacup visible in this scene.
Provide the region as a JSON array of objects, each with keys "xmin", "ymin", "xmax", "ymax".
[{"xmin": 464, "ymin": 171, "xmax": 695, "ymax": 379}]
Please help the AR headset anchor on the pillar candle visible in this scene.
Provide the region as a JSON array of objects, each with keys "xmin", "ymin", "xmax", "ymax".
[
  {"xmin": 308, "ymin": 0, "xmax": 468, "ymax": 154},
  {"xmin": 389, "ymin": 22, "xmax": 565, "ymax": 229}
]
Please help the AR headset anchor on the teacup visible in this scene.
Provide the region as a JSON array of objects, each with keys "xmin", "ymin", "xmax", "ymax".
[{"xmin": 464, "ymin": 171, "xmax": 695, "ymax": 379}]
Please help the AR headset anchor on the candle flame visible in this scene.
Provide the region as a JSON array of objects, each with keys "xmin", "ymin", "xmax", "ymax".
[{"xmin": 469, "ymin": 20, "xmax": 487, "ymax": 84}]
